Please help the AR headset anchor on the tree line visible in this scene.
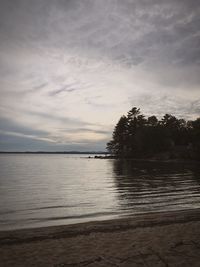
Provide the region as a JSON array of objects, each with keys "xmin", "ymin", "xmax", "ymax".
[{"xmin": 107, "ymin": 107, "xmax": 200, "ymax": 160}]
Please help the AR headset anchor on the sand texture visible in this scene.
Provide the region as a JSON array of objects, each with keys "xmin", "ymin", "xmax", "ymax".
[{"xmin": 1, "ymin": 209, "xmax": 200, "ymax": 267}]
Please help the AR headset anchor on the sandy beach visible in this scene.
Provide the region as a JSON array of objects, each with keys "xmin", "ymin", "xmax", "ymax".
[{"xmin": 1, "ymin": 209, "xmax": 200, "ymax": 267}]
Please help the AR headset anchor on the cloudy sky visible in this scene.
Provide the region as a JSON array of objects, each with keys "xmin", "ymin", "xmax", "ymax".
[{"xmin": 0, "ymin": 0, "xmax": 199, "ymax": 151}]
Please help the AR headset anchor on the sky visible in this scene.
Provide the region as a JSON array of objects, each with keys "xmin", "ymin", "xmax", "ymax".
[{"xmin": 0, "ymin": 0, "xmax": 200, "ymax": 151}]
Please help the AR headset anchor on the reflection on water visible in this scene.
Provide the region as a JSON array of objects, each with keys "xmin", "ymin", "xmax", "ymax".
[
  {"xmin": 113, "ymin": 160, "xmax": 200, "ymax": 213},
  {"xmin": 0, "ymin": 154, "xmax": 200, "ymax": 230}
]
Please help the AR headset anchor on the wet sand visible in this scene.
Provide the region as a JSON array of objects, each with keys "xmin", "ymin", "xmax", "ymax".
[{"xmin": 1, "ymin": 209, "xmax": 200, "ymax": 266}]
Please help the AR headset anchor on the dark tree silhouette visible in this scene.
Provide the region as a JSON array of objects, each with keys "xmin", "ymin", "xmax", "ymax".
[
  {"xmin": 106, "ymin": 115, "xmax": 128, "ymax": 157},
  {"xmin": 107, "ymin": 107, "xmax": 200, "ymax": 160},
  {"xmin": 147, "ymin": 116, "xmax": 158, "ymax": 127}
]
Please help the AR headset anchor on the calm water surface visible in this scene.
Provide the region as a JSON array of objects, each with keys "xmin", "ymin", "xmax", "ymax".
[{"xmin": 0, "ymin": 154, "xmax": 200, "ymax": 230}]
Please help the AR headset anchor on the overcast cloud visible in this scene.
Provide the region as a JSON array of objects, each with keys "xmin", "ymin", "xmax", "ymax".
[{"xmin": 0, "ymin": 0, "xmax": 199, "ymax": 151}]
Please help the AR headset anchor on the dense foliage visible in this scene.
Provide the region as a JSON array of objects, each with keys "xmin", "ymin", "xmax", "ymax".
[{"xmin": 107, "ymin": 107, "xmax": 200, "ymax": 160}]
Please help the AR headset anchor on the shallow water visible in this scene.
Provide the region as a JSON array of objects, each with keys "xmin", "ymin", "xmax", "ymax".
[{"xmin": 0, "ymin": 154, "xmax": 200, "ymax": 230}]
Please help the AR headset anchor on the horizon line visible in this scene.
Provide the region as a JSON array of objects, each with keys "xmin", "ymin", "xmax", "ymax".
[{"xmin": 0, "ymin": 151, "xmax": 108, "ymax": 154}]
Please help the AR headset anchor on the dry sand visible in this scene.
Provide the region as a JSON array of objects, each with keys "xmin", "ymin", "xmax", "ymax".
[{"xmin": 1, "ymin": 209, "xmax": 200, "ymax": 267}]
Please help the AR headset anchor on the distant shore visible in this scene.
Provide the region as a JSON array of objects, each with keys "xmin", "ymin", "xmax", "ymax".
[
  {"xmin": 0, "ymin": 151, "xmax": 108, "ymax": 154},
  {"xmin": 1, "ymin": 208, "xmax": 200, "ymax": 266}
]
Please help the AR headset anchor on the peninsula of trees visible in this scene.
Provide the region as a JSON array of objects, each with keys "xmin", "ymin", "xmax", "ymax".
[{"xmin": 107, "ymin": 107, "xmax": 200, "ymax": 160}]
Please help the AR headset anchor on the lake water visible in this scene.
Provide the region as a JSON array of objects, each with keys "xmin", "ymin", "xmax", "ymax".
[{"xmin": 0, "ymin": 154, "xmax": 200, "ymax": 231}]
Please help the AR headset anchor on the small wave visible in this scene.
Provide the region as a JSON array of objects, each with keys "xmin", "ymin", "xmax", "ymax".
[{"xmin": 31, "ymin": 211, "xmax": 121, "ymax": 222}]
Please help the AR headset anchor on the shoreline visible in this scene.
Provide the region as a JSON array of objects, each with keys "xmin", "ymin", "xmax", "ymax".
[
  {"xmin": 1, "ymin": 208, "xmax": 200, "ymax": 266},
  {"xmin": 93, "ymin": 155, "xmax": 200, "ymax": 163},
  {"xmin": 1, "ymin": 208, "xmax": 200, "ymax": 245}
]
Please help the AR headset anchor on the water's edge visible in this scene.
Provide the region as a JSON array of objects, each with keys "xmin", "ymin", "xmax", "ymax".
[{"xmin": 1, "ymin": 208, "xmax": 200, "ymax": 246}]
